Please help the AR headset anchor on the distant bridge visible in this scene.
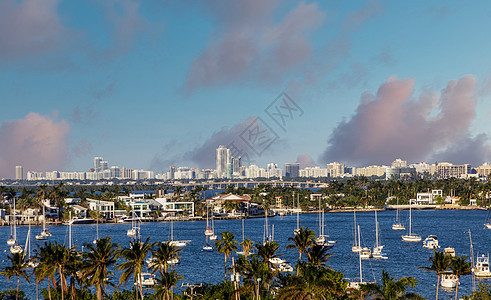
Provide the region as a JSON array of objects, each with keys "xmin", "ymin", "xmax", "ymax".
[{"xmin": 175, "ymin": 181, "xmax": 329, "ymax": 191}]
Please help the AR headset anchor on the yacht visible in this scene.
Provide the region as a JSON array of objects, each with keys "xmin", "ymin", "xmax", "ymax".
[
  {"xmin": 360, "ymin": 247, "xmax": 372, "ymax": 260},
  {"xmin": 474, "ymin": 254, "xmax": 491, "ymax": 277},
  {"xmin": 401, "ymin": 205, "xmax": 421, "ymax": 242},
  {"xmin": 422, "ymin": 235, "xmax": 440, "ymax": 249},
  {"xmin": 169, "ymin": 219, "xmax": 189, "ymax": 247},
  {"xmin": 441, "ymin": 271, "xmax": 458, "ymax": 288},
  {"xmin": 134, "ymin": 273, "xmax": 156, "ymax": 288},
  {"xmin": 202, "ymin": 245, "xmax": 213, "ymax": 252},
  {"xmin": 444, "ymin": 247, "xmax": 456, "ymax": 257}
]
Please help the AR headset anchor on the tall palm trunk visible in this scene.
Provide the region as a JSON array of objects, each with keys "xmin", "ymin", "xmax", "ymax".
[
  {"xmin": 436, "ymin": 275, "xmax": 440, "ymax": 300},
  {"xmin": 47, "ymin": 278, "xmax": 52, "ymax": 300},
  {"xmin": 455, "ymin": 278, "xmax": 460, "ymax": 300},
  {"xmin": 16, "ymin": 276, "xmax": 20, "ymax": 300}
]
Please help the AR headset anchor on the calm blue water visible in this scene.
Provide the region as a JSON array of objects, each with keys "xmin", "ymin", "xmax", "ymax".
[{"xmin": 1, "ymin": 209, "xmax": 490, "ymax": 299}]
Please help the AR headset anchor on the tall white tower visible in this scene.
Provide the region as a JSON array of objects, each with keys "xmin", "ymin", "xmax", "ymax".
[
  {"xmin": 216, "ymin": 145, "xmax": 231, "ymax": 178},
  {"xmin": 15, "ymin": 166, "xmax": 23, "ymax": 180}
]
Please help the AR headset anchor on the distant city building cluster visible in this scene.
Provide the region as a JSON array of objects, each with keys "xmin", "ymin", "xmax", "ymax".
[{"xmin": 14, "ymin": 146, "xmax": 491, "ymax": 182}]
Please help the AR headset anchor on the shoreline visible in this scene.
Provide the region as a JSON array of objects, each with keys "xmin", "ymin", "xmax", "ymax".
[{"xmin": 2, "ymin": 205, "xmax": 486, "ymax": 226}]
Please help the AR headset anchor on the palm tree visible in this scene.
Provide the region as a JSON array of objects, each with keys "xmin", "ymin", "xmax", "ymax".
[
  {"xmin": 256, "ymin": 241, "xmax": 281, "ymax": 271},
  {"xmin": 48, "ymin": 242, "xmax": 74, "ymax": 300},
  {"xmin": 450, "ymin": 255, "xmax": 472, "ymax": 300},
  {"xmin": 1, "ymin": 252, "xmax": 30, "ymax": 300},
  {"xmin": 215, "ymin": 231, "xmax": 237, "ymax": 278},
  {"xmin": 154, "ymin": 270, "xmax": 183, "ymax": 300},
  {"xmin": 286, "ymin": 226, "xmax": 315, "ymax": 274},
  {"xmin": 81, "ymin": 237, "xmax": 120, "ymax": 300},
  {"xmin": 307, "ymin": 245, "xmax": 333, "ymax": 269},
  {"xmin": 362, "ymin": 270, "xmax": 423, "ymax": 300},
  {"xmin": 236, "ymin": 256, "xmax": 269, "ymax": 300},
  {"xmin": 34, "ymin": 242, "xmax": 57, "ymax": 300},
  {"xmin": 239, "ymin": 238, "xmax": 254, "ymax": 258},
  {"xmin": 117, "ymin": 237, "xmax": 155, "ymax": 300},
  {"xmin": 148, "ymin": 241, "xmax": 182, "ymax": 276},
  {"xmin": 419, "ymin": 250, "xmax": 452, "ymax": 300}
]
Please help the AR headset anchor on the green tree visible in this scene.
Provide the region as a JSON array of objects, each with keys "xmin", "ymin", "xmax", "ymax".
[
  {"xmin": 117, "ymin": 237, "xmax": 155, "ymax": 300},
  {"xmin": 154, "ymin": 270, "xmax": 183, "ymax": 300},
  {"xmin": 215, "ymin": 231, "xmax": 237, "ymax": 278},
  {"xmin": 34, "ymin": 242, "xmax": 58, "ymax": 300},
  {"xmin": 419, "ymin": 250, "xmax": 452, "ymax": 300},
  {"xmin": 362, "ymin": 270, "xmax": 423, "ymax": 300},
  {"xmin": 81, "ymin": 237, "xmax": 120, "ymax": 300},
  {"xmin": 239, "ymin": 238, "xmax": 254, "ymax": 258},
  {"xmin": 451, "ymin": 255, "xmax": 472, "ymax": 300},
  {"xmin": 0, "ymin": 252, "xmax": 30, "ymax": 300},
  {"xmin": 286, "ymin": 226, "xmax": 315, "ymax": 274},
  {"xmin": 148, "ymin": 241, "xmax": 182, "ymax": 276},
  {"xmin": 307, "ymin": 245, "xmax": 333, "ymax": 270}
]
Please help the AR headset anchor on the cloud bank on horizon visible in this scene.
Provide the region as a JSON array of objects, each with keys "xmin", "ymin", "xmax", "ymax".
[
  {"xmin": 321, "ymin": 75, "xmax": 490, "ymax": 167},
  {"xmin": 0, "ymin": 113, "xmax": 70, "ymax": 179}
]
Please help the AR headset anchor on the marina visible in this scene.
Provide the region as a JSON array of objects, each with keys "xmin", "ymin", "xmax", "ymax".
[{"xmin": 0, "ymin": 209, "xmax": 490, "ymax": 299}]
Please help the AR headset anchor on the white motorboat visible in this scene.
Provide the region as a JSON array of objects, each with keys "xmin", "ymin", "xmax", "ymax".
[
  {"xmin": 422, "ymin": 235, "xmax": 440, "ymax": 249},
  {"xmin": 146, "ymin": 256, "xmax": 179, "ymax": 266},
  {"xmin": 441, "ymin": 271, "xmax": 458, "ymax": 288},
  {"xmin": 269, "ymin": 257, "xmax": 287, "ymax": 265},
  {"xmin": 134, "ymin": 273, "xmax": 156, "ymax": 288},
  {"xmin": 444, "ymin": 247, "xmax": 456, "ymax": 257},
  {"xmin": 401, "ymin": 205, "xmax": 421, "ymax": 242},
  {"xmin": 360, "ymin": 247, "xmax": 372, "ymax": 260},
  {"xmin": 392, "ymin": 198, "xmax": 405, "ymax": 231},
  {"xmin": 275, "ymin": 263, "xmax": 294, "ymax": 272},
  {"xmin": 202, "ymin": 245, "xmax": 213, "ymax": 252},
  {"xmin": 67, "ymin": 217, "xmax": 96, "ymax": 225},
  {"xmin": 474, "ymin": 254, "xmax": 491, "ymax": 277}
]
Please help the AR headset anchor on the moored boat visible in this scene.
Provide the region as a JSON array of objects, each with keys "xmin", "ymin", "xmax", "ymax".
[
  {"xmin": 441, "ymin": 271, "xmax": 458, "ymax": 288},
  {"xmin": 422, "ymin": 235, "xmax": 440, "ymax": 249}
]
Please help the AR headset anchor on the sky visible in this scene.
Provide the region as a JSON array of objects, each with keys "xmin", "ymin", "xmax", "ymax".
[{"xmin": 1, "ymin": 0, "xmax": 491, "ymax": 178}]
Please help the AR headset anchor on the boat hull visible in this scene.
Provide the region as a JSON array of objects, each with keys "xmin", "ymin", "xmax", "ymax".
[{"xmin": 402, "ymin": 235, "xmax": 422, "ymax": 242}]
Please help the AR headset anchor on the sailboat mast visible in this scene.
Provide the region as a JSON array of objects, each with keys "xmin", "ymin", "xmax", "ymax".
[
  {"xmin": 409, "ymin": 205, "xmax": 412, "ymax": 236},
  {"xmin": 353, "ymin": 211, "xmax": 358, "ymax": 247},
  {"xmin": 375, "ymin": 211, "xmax": 379, "ymax": 248},
  {"xmin": 13, "ymin": 198, "xmax": 16, "ymax": 240},
  {"xmin": 296, "ymin": 193, "xmax": 299, "ymax": 230},
  {"xmin": 69, "ymin": 211, "xmax": 72, "ymax": 249},
  {"xmin": 358, "ymin": 225, "xmax": 363, "ymax": 283},
  {"xmin": 42, "ymin": 204, "xmax": 46, "ymax": 231}
]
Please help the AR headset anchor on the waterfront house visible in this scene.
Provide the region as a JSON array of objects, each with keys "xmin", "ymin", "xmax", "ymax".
[{"xmin": 86, "ymin": 198, "xmax": 115, "ymax": 219}]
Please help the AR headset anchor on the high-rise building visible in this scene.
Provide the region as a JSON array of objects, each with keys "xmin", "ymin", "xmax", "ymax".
[
  {"xmin": 327, "ymin": 162, "xmax": 345, "ymax": 178},
  {"xmin": 94, "ymin": 157, "xmax": 103, "ymax": 172},
  {"xmin": 284, "ymin": 163, "xmax": 300, "ymax": 178},
  {"xmin": 216, "ymin": 145, "xmax": 231, "ymax": 178},
  {"xmin": 169, "ymin": 166, "xmax": 177, "ymax": 180},
  {"xmin": 232, "ymin": 157, "xmax": 241, "ymax": 173},
  {"xmin": 15, "ymin": 166, "xmax": 23, "ymax": 180}
]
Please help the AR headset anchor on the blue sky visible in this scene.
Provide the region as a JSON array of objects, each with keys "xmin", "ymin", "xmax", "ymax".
[{"xmin": 1, "ymin": 0, "xmax": 491, "ymax": 178}]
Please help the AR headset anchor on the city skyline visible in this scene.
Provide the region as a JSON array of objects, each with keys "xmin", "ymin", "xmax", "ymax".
[{"xmin": 1, "ymin": 1, "xmax": 491, "ymax": 178}]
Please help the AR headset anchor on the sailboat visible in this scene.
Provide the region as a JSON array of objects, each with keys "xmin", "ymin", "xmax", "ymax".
[
  {"xmin": 9, "ymin": 199, "xmax": 23, "ymax": 253},
  {"xmin": 348, "ymin": 225, "xmax": 374, "ymax": 290},
  {"xmin": 401, "ymin": 204, "xmax": 421, "ymax": 242},
  {"xmin": 315, "ymin": 197, "xmax": 336, "ymax": 248},
  {"xmin": 352, "ymin": 210, "xmax": 362, "ymax": 252},
  {"xmin": 93, "ymin": 208, "xmax": 100, "ymax": 244},
  {"xmin": 372, "ymin": 211, "xmax": 387, "ymax": 259},
  {"xmin": 237, "ymin": 217, "xmax": 254, "ymax": 257},
  {"xmin": 36, "ymin": 204, "xmax": 50, "ymax": 240},
  {"xmin": 203, "ymin": 202, "xmax": 214, "ymax": 252},
  {"xmin": 7, "ymin": 204, "xmax": 16, "ymax": 246},
  {"xmin": 484, "ymin": 208, "xmax": 491, "ymax": 229},
  {"xmin": 169, "ymin": 218, "xmax": 189, "ymax": 247},
  {"xmin": 25, "ymin": 222, "xmax": 39, "ymax": 268},
  {"xmin": 392, "ymin": 198, "xmax": 405, "ymax": 230},
  {"xmin": 293, "ymin": 192, "xmax": 300, "ymax": 236},
  {"xmin": 127, "ymin": 206, "xmax": 138, "ymax": 237}
]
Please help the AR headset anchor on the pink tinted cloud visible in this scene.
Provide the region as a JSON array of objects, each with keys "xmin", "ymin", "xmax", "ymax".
[
  {"xmin": 321, "ymin": 75, "xmax": 489, "ymax": 166},
  {"xmin": 0, "ymin": 0, "xmax": 70, "ymax": 60},
  {"xmin": 296, "ymin": 153, "xmax": 317, "ymax": 169},
  {"xmin": 0, "ymin": 113, "xmax": 70, "ymax": 178},
  {"xmin": 183, "ymin": 1, "xmax": 325, "ymax": 93}
]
